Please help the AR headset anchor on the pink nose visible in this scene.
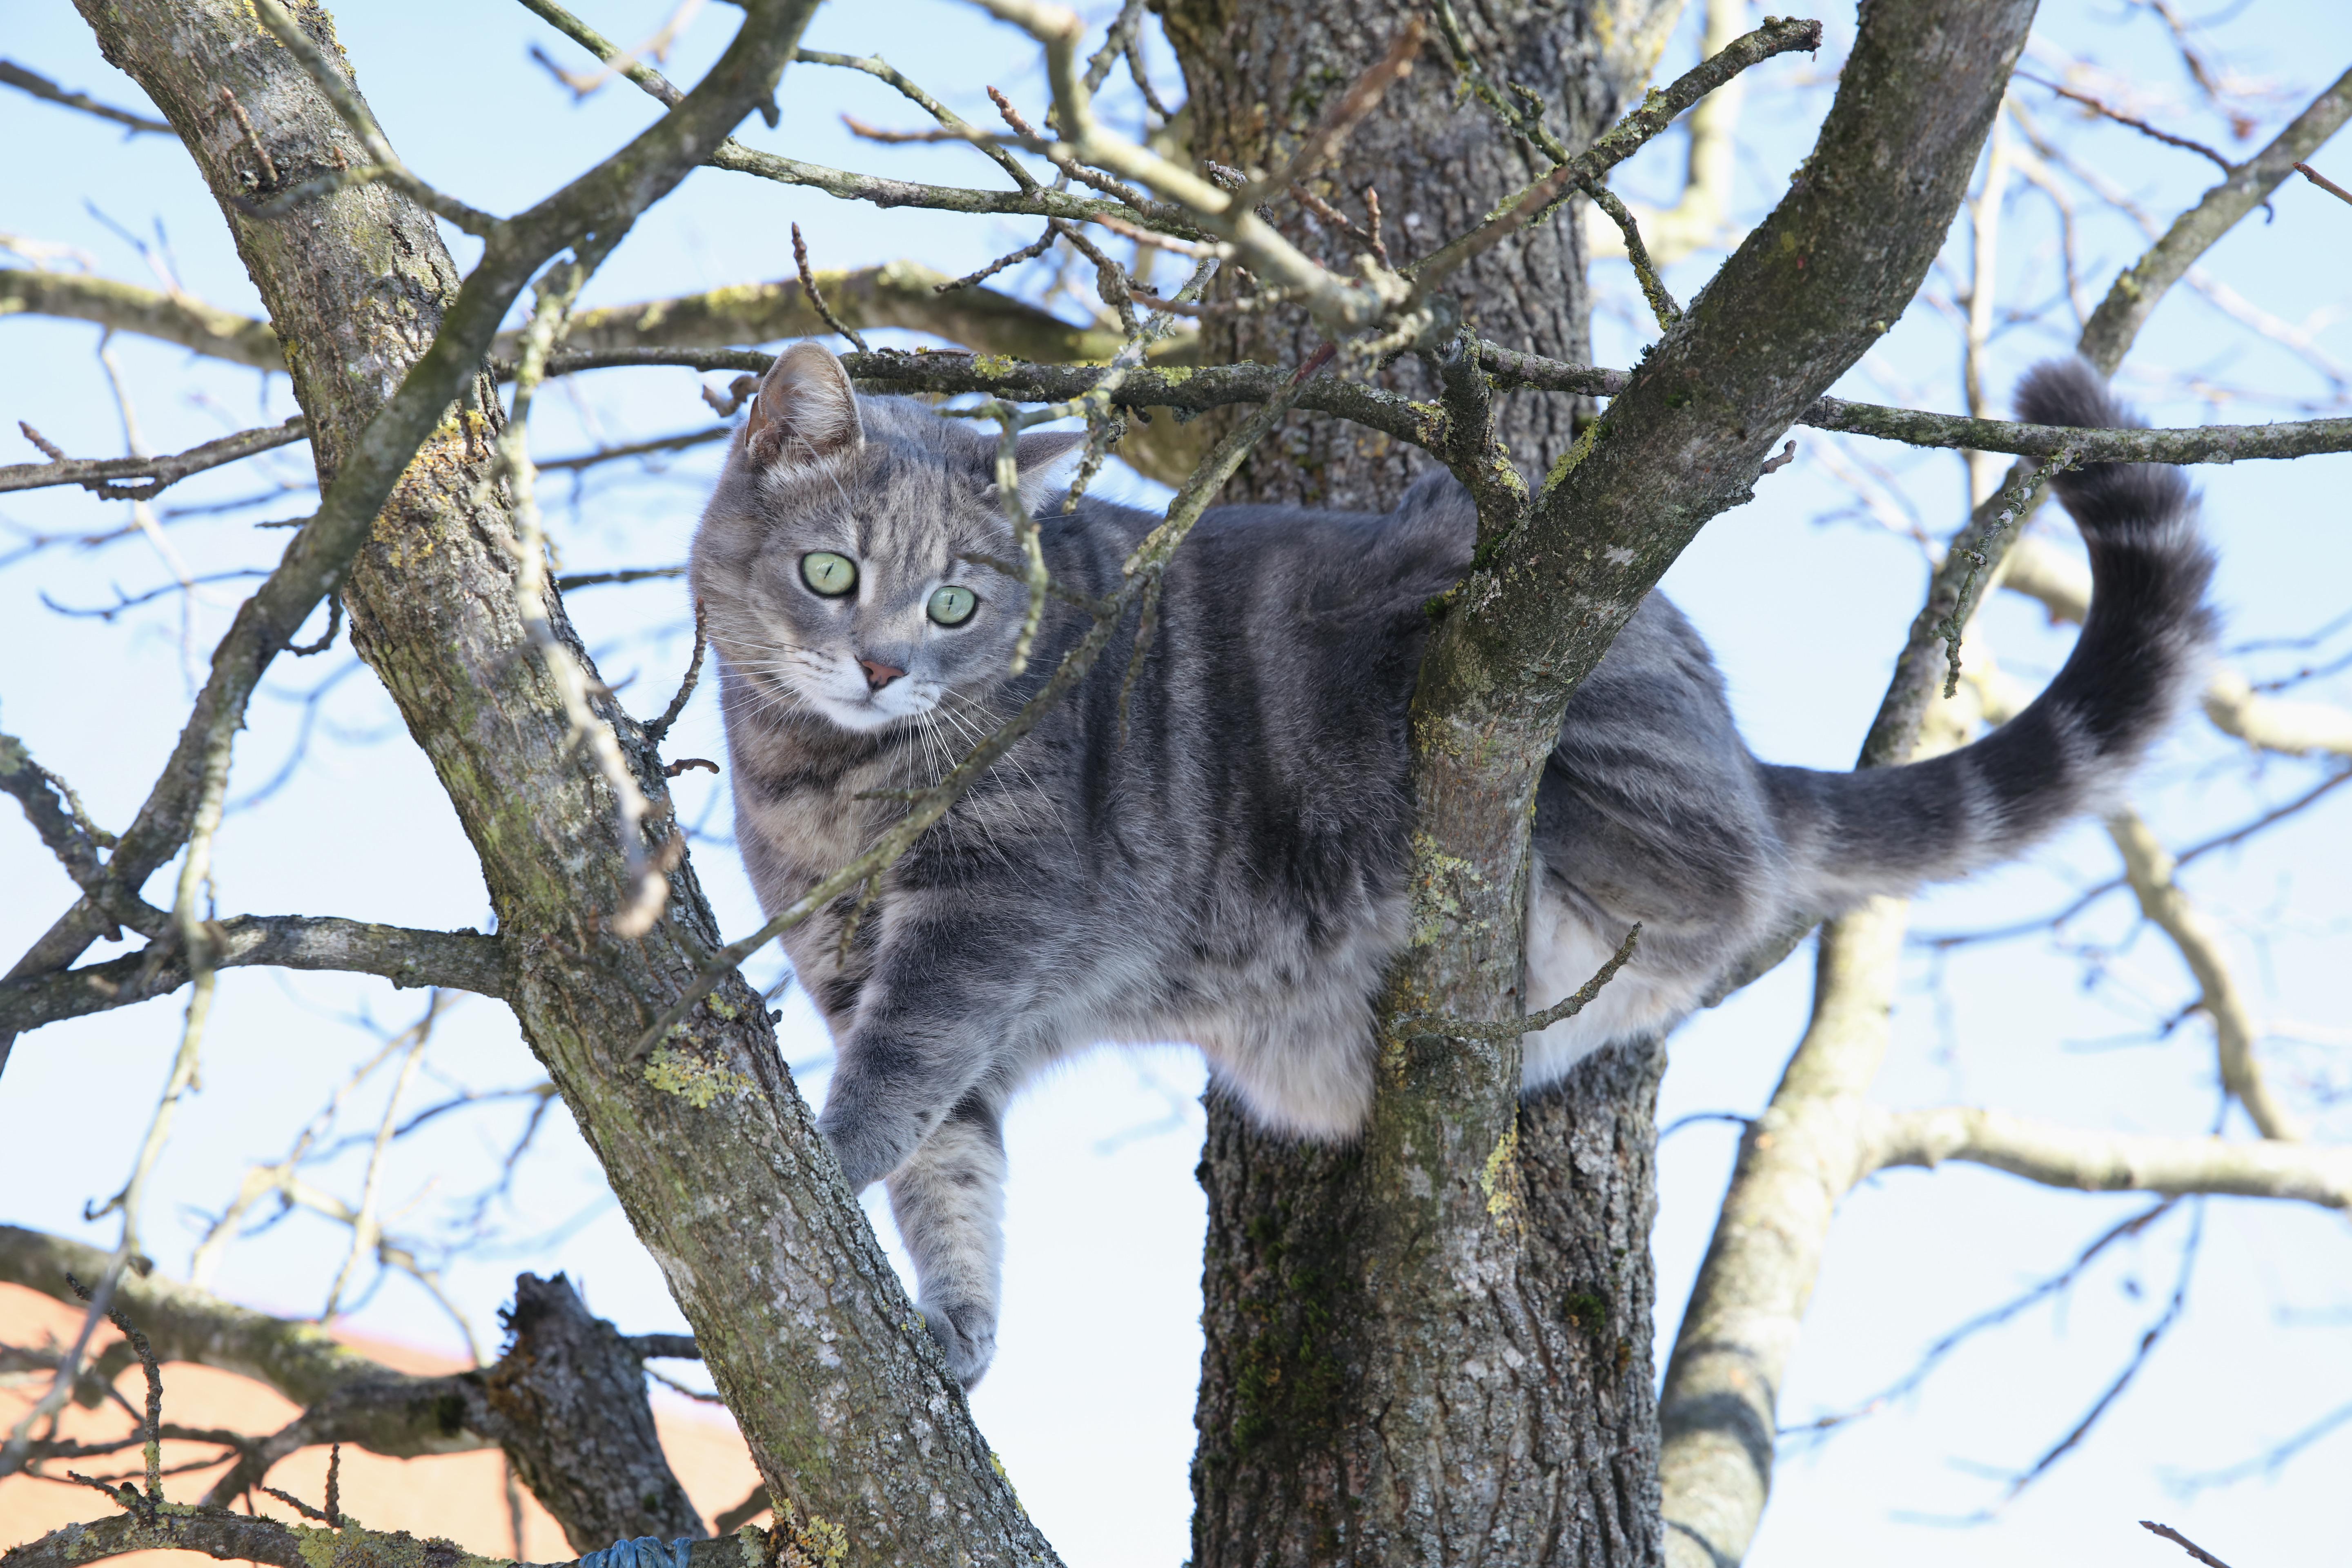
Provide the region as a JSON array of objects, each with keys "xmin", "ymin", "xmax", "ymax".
[{"xmin": 859, "ymin": 659, "xmax": 905, "ymax": 691}]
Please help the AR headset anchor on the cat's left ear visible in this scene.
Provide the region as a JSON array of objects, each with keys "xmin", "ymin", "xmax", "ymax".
[
  {"xmin": 991, "ymin": 429, "xmax": 1089, "ymax": 511},
  {"xmin": 743, "ymin": 342, "xmax": 863, "ymax": 471}
]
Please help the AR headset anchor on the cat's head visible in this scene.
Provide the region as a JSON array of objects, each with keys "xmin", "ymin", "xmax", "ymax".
[{"xmin": 690, "ymin": 343, "xmax": 1084, "ymax": 734}]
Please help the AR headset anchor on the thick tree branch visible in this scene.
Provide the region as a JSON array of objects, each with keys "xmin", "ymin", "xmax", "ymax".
[
  {"xmin": 64, "ymin": 3, "xmax": 1057, "ymax": 1557},
  {"xmin": 1861, "ymin": 1108, "xmax": 2352, "ymax": 1207},
  {"xmin": 0, "ymin": 1226, "xmax": 402, "ymax": 1408},
  {"xmin": 0, "ymin": 1509, "xmax": 781, "ymax": 1568},
  {"xmin": 0, "ymin": 270, "xmax": 283, "ymax": 367},
  {"xmin": 0, "ymin": 916, "xmax": 506, "ymax": 1037},
  {"xmin": 7, "ymin": 0, "xmax": 818, "ymax": 1009},
  {"xmin": 1655, "ymin": 45, "xmax": 2352, "ymax": 1568},
  {"xmin": 2107, "ymin": 809, "xmax": 2306, "ymax": 1141}
]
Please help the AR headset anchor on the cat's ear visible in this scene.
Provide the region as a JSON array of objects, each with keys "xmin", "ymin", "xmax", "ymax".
[
  {"xmin": 743, "ymin": 343, "xmax": 863, "ymax": 470},
  {"xmin": 990, "ymin": 429, "xmax": 1089, "ymax": 510}
]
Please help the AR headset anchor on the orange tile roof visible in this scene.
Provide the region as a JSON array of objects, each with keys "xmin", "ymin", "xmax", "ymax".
[{"xmin": 1, "ymin": 1283, "xmax": 767, "ymax": 1566}]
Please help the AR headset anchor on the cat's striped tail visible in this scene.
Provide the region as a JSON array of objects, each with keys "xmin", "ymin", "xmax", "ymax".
[{"xmin": 1763, "ymin": 358, "xmax": 2218, "ymax": 910}]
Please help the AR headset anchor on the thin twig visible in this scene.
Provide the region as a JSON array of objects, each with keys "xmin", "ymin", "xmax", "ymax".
[
  {"xmin": 1935, "ymin": 450, "xmax": 2070, "ymax": 696},
  {"xmin": 1582, "ymin": 179, "xmax": 1681, "ymax": 328},
  {"xmin": 246, "ymin": 0, "xmax": 499, "ymax": 234},
  {"xmin": 218, "ymin": 85, "xmax": 277, "ymax": 187},
  {"xmin": 555, "ymin": 565, "xmax": 688, "ymax": 590},
  {"xmin": 2017, "ymin": 70, "xmax": 2236, "ymax": 175},
  {"xmin": 0, "ymin": 61, "xmax": 174, "ymax": 135},
  {"xmin": 318, "ymin": 996, "xmax": 442, "ymax": 1322},
  {"xmin": 2140, "ymin": 1521, "xmax": 2235, "ymax": 1568},
  {"xmin": 1397, "ymin": 924, "xmax": 1640, "ymax": 1042},
  {"xmin": 1242, "ymin": 18, "xmax": 1426, "ymax": 203},
  {"xmin": 791, "ymin": 223, "xmax": 869, "ymax": 352},
  {"xmin": 1078, "ymin": 0, "xmax": 1148, "ymax": 96},
  {"xmin": 644, "ymin": 600, "xmax": 707, "ymax": 743},
  {"xmin": 0, "ymin": 416, "xmax": 309, "ymax": 500},
  {"xmin": 935, "ymin": 228, "xmax": 1056, "ymax": 292},
  {"xmin": 502, "ymin": 238, "xmax": 676, "ymax": 938},
  {"xmin": 800, "ymin": 47, "xmax": 1038, "ymax": 194},
  {"xmin": 2297, "ymin": 160, "xmax": 2352, "ymax": 209}
]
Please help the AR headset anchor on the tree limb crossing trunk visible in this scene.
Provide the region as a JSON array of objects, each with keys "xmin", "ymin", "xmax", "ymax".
[
  {"xmin": 1165, "ymin": 4, "xmax": 1679, "ymax": 1565},
  {"xmin": 71, "ymin": 3, "xmax": 1054, "ymax": 1561},
  {"xmin": 1170, "ymin": 0, "xmax": 2038, "ymax": 1563}
]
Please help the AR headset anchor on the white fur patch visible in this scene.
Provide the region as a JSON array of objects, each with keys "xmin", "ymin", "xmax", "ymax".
[{"xmin": 1518, "ymin": 856, "xmax": 1702, "ymax": 1088}]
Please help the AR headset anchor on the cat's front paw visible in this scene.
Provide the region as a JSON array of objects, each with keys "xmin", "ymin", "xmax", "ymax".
[
  {"xmin": 815, "ymin": 1096, "xmax": 920, "ymax": 1190},
  {"xmin": 921, "ymin": 1298, "xmax": 997, "ymax": 1390}
]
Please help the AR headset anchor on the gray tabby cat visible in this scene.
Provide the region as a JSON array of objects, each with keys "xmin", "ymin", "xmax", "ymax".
[{"xmin": 690, "ymin": 343, "xmax": 2213, "ymax": 1388}]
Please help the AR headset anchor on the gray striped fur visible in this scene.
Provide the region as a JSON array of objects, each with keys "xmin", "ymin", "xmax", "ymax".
[{"xmin": 691, "ymin": 347, "xmax": 2212, "ymax": 1386}]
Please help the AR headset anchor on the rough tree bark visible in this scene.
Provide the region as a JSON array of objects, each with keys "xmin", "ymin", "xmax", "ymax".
[
  {"xmin": 3, "ymin": 1232, "xmax": 697, "ymax": 1550},
  {"xmin": 1163, "ymin": 5, "xmax": 1677, "ymax": 1565},
  {"xmin": 60, "ymin": 3, "xmax": 1053, "ymax": 1563},
  {"xmin": 1165, "ymin": 2, "xmax": 2036, "ymax": 1565}
]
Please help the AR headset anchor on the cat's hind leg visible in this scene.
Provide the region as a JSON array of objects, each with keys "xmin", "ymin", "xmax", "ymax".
[{"xmin": 886, "ymin": 1089, "xmax": 1010, "ymax": 1389}]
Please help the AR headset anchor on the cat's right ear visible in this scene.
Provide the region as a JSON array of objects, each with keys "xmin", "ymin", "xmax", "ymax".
[{"xmin": 743, "ymin": 342, "xmax": 863, "ymax": 471}]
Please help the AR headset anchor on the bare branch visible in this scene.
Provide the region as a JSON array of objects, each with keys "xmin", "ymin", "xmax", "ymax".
[
  {"xmin": 2107, "ymin": 809, "xmax": 2306, "ymax": 1140},
  {"xmin": 0, "ymin": 417, "xmax": 307, "ymax": 499},
  {"xmin": 3, "ymin": 0, "xmax": 820, "ymax": 1005},
  {"xmin": 802, "ymin": 47, "xmax": 1040, "ymax": 194},
  {"xmin": 1861, "ymin": 1107, "xmax": 2352, "ymax": 1208},
  {"xmin": 2299, "ymin": 160, "xmax": 2352, "ymax": 209},
  {"xmin": 501, "ymin": 241, "xmax": 674, "ymax": 940},
  {"xmin": 1397, "ymin": 924, "xmax": 1638, "ymax": 1042},
  {"xmin": 644, "ymin": 601, "xmax": 708, "ymax": 745},
  {"xmin": 2141, "ymin": 1521, "xmax": 2239, "ymax": 1568},
  {"xmin": 2016, "ymin": 68, "xmax": 2237, "ymax": 175},
  {"xmin": 788, "ymin": 223, "xmax": 869, "ymax": 352},
  {"xmin": 0, "ymin": 60, "xmax": 174, "ymax": 135},
  {"xmin": 0, "ymin": 270, "xmax": 282, "ymax": 368},
  {"xmin": 0, "ymin": 728, "xmax": 115, "ymax": 898},
  {"xmin": 1243, "ymin": 18, "xmax": 1427, "ymax": 203},
  {"xmin": 0, "ymin": 916, "xmax": 506, "ymax": 1036},
  {"xmin": 1408, "ymin": 16, "xmax": 1823, "ymax": 295}
]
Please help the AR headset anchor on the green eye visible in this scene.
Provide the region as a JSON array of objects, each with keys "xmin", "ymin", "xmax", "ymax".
[
  {"xmin": 927, "ymin": 584, "xmax": 978, "ymax": 626},
  {"xmin": 800, "ymin": 551, "xmax": 857, "ymax": 597}
]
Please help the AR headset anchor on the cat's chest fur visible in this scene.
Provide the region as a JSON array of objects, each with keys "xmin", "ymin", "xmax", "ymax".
[{"xmin": 718, "ymin": 663, "xmax": 914, "ymax": 1015}]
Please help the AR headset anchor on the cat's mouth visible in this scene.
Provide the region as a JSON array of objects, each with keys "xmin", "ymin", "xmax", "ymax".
[{"xmin": 794, "ymin": 666, "xmax": 936, "ymax": 734}]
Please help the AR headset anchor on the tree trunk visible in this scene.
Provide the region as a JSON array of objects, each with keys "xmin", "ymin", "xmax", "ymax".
[
  {"xmin": 71, "ymin": 4, "xmax": 1053, "ymax": 1562},
  {"xmin": 1163, "ymin": 5, "xmax": 1677, "ymax": 1564},
  {"xmin": 1167, "ymin": 0, "xmax": 2037, "ymax": 1562}
]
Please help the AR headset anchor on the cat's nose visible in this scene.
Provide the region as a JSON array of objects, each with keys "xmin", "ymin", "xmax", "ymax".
[{"xmin": 859, "ymin": 658, "xmax": 905, "ymax": 691}]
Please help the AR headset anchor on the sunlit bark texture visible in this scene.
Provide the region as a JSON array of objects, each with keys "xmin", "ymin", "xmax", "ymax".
[
  {"xmin": 1164, "ymin": 4, "xmax": 1678, "ymax": 1565},
  {"xmin": 62, "ymin": 2, "xmax": 1052, "ymax": 1562},
  {"xmin": 1167, "ymin": 1, "xmax": 2036, "ymax": 1564}
]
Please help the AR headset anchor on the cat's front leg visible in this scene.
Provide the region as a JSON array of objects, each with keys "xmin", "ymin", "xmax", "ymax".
[
  {"xmin": 886, "ymin": 1091, "xmax": 1009, "ymax": 1388},
  {"xmin": 815, "ymin": 905, "xmax": 1034, "ymax": 1190}
]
